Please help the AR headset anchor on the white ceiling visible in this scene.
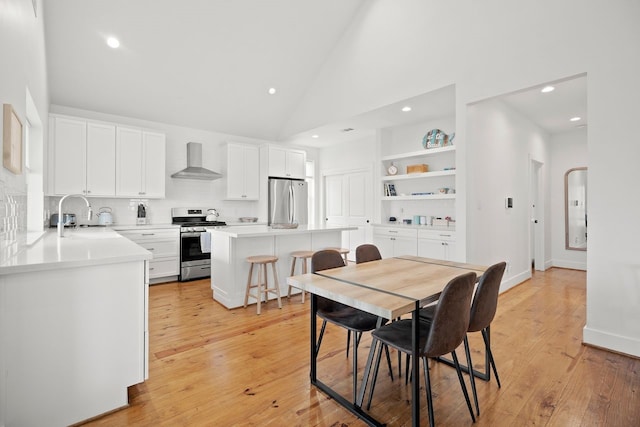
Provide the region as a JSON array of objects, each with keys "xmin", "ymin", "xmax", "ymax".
[
  {"xmin": 43, "ymin": 0, "xmax": 365, "ymax": 141},
  {"xmin": 43, "ymin": 2, "xmax": 586, "ymax": 147}
]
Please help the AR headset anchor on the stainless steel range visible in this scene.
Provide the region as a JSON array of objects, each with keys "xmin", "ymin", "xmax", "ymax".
[{"xmin": 171, "ymin": 207, "xmax": 226, "ymax": 281}]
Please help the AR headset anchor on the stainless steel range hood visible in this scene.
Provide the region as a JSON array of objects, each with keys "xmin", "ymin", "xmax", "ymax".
[{"xmin": 171, "ymin": 142, "xmax": 222, "ymax": 180}]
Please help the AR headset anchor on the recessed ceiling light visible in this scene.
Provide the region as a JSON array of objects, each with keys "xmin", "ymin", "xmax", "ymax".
[
  {"xmin": 541, "ymin": 85, "xmax": 555, "ymax": 93},
  {"xmin": 570, "ymin": 116, "xmax": 581, "ymax": 122},
  {"xmin": 401, "ymin": 106, "xmax": 412, "ymax": 112},
  {"xmin": 106, "ymin": 37, "xmax": 120, "ymax": 49},
  {"xmin": 268, "ymin": 87, "xmax": 276, "ymax": 95},
  {"xmin": 311, "ymin": 134, "xmax": 319, "ymax": 139}
]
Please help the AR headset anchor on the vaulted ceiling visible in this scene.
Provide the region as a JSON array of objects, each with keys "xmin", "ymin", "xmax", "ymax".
[
  {"xmin": 43, "ymin": 1, "xmax": 586, "ymax": 148},
  {"xmin": 43, "ymin": 0, "xmax": 365, "ymax": 141}
]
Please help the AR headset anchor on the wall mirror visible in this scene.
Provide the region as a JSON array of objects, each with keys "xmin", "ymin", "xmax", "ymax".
[{"xmin": 565, "ymin": 167, "xmax": 588, "ymax": 251}]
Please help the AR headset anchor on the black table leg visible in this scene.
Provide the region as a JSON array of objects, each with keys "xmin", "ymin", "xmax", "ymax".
[
  {"xmin": 411, "ymin": 302, "xmax": 420, "ymax": 427},
  {"xmin": 310, "ymin": 294, "xmax": 317, "ymax": 382}
]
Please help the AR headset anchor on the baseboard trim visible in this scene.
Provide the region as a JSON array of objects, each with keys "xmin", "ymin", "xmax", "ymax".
[
  {"xmin": 583, "ymin": 326, "xmax": 640, "ymax": 358},
  {"xmin": 552, "ymin": 259, "xmax": 586, "ymax": 270}
]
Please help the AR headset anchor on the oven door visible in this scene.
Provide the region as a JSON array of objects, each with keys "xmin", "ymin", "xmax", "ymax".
[{"xmin": 180, "ymin": 232, "xmax": 210, "ymax": 263}]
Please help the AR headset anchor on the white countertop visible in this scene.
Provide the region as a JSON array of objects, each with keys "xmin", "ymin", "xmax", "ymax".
[
  {"xmin": 0, "ymin": 228, "xmax": 152, "ymax": 275},
  {"xmin": 112, "ymin": 223, "xmax": 179, "ymax": 230},
  {"xmin": 372, "ymin": 222, "xmax": 456, "ymax": 232},
  {"xmin": 207, "ymin": 224, "xmax": 357, "ymax": 238}
]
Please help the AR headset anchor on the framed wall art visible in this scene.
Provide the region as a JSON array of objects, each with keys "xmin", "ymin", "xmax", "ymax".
[{"xmin": 3, "ymin": 104, "xmax": 23, "ymax": 174}]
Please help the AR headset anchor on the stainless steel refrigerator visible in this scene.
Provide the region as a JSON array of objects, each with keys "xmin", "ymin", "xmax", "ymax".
[{"xmin": 268, "ymin": 178, "xmax": 308, "ymax": 226}]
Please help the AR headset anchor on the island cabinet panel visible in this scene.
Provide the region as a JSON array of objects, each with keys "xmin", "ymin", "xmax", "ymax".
[
  {"xmin": 209, "ymin": 226, "xmax": 348, "ymax": 309},
  {"xmin": 1, "ymin": 261, "xmax": 147, "ymax": 427}
]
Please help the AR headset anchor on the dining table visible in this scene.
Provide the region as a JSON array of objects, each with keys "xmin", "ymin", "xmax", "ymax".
[{"xmin": 287, "ymin": 255, "xmax": 487, "ymax": 427}]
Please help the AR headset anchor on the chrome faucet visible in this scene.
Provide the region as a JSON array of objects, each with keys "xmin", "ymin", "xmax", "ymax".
[{"xmin": 58, "ymin": 194, "xmax": 93, "ymax": 237}]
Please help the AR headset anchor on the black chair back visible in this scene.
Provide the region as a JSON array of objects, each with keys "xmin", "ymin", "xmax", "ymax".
[
  {"xmin": 468, "ymin": 262, "xmax": 506, "ymax": 333},
  {"xmin": 424, "ymin": 272, "xmax": 476, "ymax": 357},
  {"xmin": 355, "ymin": 244, "xmax": 382, "ymax": 264}
]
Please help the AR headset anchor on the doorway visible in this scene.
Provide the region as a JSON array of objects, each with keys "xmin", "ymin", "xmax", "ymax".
[{"xmin": 530, "ymin": 158, "xmax": 545, "ymax": 271}]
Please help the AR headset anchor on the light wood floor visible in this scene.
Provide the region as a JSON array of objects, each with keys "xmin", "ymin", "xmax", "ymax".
[{"xmin": 83, "ymin": 268, "xmax": 640, "ymax": 426}]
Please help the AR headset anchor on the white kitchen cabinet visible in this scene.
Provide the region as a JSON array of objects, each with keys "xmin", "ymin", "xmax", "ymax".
[
  {"xmin": 267, "ymin": 146, "xmax": 306, "ymax": 179},
  {"xmin": 51, "ymin": 117, "xmax": 116, "ymax": 196},
  {"xmin": 417, "ymin": 229, "xmax": 457, "ymax": 261},
  {"xmin": 86, "ymin": 122, "xmax": 117, "ymax": 196},
  {"xmin": 116, "ymin": 128, "xmax": 166, "ymax": 198},
  {"xmin": 372, "ymin": 226, "xmax": 418, "ymax": 258},
  {"xmin": 224, "ymin": 143, "xmax": 259, "ymax": 200},
  {"xmin": 118, "ymin": 228, "xmax": 179, "ymax": 283}
]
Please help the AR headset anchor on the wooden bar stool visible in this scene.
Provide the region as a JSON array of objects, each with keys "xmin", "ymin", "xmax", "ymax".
[
  {"xmin": 325, "ymin": 247, "xmax": 350, "ymax": 264},
  {"xmin": 288, "ymin": 250, "xmax": 314, "ymax": 303},
  {"xmin": 244, "ymin": 255, "xmax": 282, "ymax": 315}
]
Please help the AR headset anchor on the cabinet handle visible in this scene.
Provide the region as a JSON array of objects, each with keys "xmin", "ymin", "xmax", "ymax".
[
  {"xmin": 242, "ymin": 195, "xmax": 247, "ymax": 198},
  {"xmin": 149, "ymin": 267, "xmax": 155, "ymax": 271},
  {"xmin": 148, "ymin": 248, "xmax": 155, "ymax": 251},
  {"xmin": 142, "ymin": 233, "xmax": 155, "ymax": 236},
  {"xmin": 439, "ymin": 234, "xmax": 451, "ymax": 237},
  {"xmin": 86, "ymin": 190, "xmax": 91, "ymax": 194},
  {"xmin": 388, "ymin": 230, "xmax": 398, "ymax": 234},
  {"xmin": 391, "ymin": 237, "xmax": 396, "ymax": 241}
]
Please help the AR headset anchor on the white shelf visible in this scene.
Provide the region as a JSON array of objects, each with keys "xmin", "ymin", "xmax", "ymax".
[
  {"xmin": 382, "ymin": 169, "xmax": 456, "ymax": 181},
  {"xmin": 382, "ymin": 194, "xmax": 455, "ymax": 201},
  {"xmin": 381, "ymin": 145, "xmax": 456, "ymax": 162}
]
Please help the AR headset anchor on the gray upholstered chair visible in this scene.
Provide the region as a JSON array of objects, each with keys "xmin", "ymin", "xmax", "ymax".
[
  {"xmin": 367, "ymin": 272, "xmax": 477, "ymax": 427},
  {"xmin": 355, "ymin": 244, "xmax": 382, "ymax": 264},
  {"xmin": 312, "ymin": 250, "xmax": 389, "ymax": 402},
  {"xmin": 420, "ymin": 261, "xmax": 506, "ymax": 416}
]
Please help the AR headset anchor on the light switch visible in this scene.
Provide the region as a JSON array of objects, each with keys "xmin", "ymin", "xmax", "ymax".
[{"xmin": 505, "ymin": 197, "xmax": 513, "ymax": 209}]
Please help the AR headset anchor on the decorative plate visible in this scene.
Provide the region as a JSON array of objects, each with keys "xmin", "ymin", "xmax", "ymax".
[{"xmin": 422, "ymin": 129, "xmax": 455, "ymax": 149}]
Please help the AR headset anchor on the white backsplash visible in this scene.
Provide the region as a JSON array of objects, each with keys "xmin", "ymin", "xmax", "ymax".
[
  {"xmin": 0, "ymin": 181, "xmax": 27, "ymax": 261},
  {"xmin": 45, "ymin": 196, "xmax": 261, "ymax": 227}
]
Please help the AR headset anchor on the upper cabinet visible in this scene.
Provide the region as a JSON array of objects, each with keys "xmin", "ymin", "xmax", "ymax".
[
  {"xmin": 223, "ymin": 142, "xmax": 259, "ymax": 200},
  {"xmin": 116, "ymin": 127, "xmax": 166, "ymax": 198},
  {"xmin": 49, "ymin": 114, "xmax": 165, "ymax": 198},
  {"xmin": 266, "ymin": 146, "xmax": 306, "ymax": 179},
  {"xmin": 51, "ymin": 116, "xmax": 116, "ymax": 197}
]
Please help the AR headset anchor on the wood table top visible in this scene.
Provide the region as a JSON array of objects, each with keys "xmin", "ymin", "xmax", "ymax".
[{"xmin": 287, "ymin": 256, "xmax": 487, "ymax": 319}]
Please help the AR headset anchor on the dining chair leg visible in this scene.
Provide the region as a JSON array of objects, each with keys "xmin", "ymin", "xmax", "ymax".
[
  {"xmin": 383, "ymin": 345, "xmax": 394, "ymax": 381},
  {"xmin": 463, "ymin": 335, "xmax": 479, "ymax": 416},
  {"xmin": 422, "ymin": 356, "xmax": 435, "ymax": 427},
  {"xmin": 346, "ymin": 331, "xmax": 352, "ymax": 358},
  {"xmin": 315, "ymin": 320, "xmax": 327, "ymax": 357},
  {"xmin": 482, "ymin": 328, "xmax": 501, "ymax": 388},
  {"xmin": 365, "ymin": 342, "xmax": 385, "ymax": 410},
  {"xmin": 452, "ymin": 350, "xmax": 476, "ymax": 423}
]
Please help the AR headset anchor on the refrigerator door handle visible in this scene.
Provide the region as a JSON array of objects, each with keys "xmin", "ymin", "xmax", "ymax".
[{"xmin": 289, "ymin": 184, "xmax": 295, "ymax": 223}]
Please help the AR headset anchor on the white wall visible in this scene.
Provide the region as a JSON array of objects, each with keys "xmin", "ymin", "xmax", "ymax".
[
  {"xmin": 299, "ymin": 0, "xmax": 640, "ymax": 357},
  {"xmin": 550, "ymin": 129, "xmax": 587, "ymax": 270},
  {"xmin": 0, "ymin": 1, "xmax": 49, "ymax": 424},
  {"xmin": 466, "ymin": 99, "xmax": 550, "ymax": 291}
]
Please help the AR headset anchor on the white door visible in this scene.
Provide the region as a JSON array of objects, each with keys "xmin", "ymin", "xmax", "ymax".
[
  {"xmin": 324, "ymin": 169, "xmax": 372, "ymax": 259},
  {"xmin": 346, "ymin": 172, "xmax": 370, "ymax": 254}
]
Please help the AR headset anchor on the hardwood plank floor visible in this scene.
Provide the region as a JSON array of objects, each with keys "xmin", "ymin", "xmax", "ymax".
[{"xmin": 82, "ymin": 268, "xmax": 640, "ymax": 426}]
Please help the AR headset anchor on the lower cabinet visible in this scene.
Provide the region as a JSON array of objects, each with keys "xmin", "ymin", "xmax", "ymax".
[
  {"xmin": 118, "ymin": 228, "xmax": 179, "ymax": 283},
  {"xmin": 372, "ymin": 226, "xmax": 456, "ymax": 261},
  {"xmin": 372, "ymin": 226, "xmax": 418, "ymax": 258},
  {"xmin": 417, "ymin": 229, "xmax": 457, "ymax": 261}
]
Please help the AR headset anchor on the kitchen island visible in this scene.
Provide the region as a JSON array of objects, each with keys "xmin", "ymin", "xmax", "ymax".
[
  {"xmin": 0, "ymin": 228, "xmax": 151, "ymax": 426},
  {"xmin": 208, "ymin": 225, "xmax": 356, "ymax": 309}
]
